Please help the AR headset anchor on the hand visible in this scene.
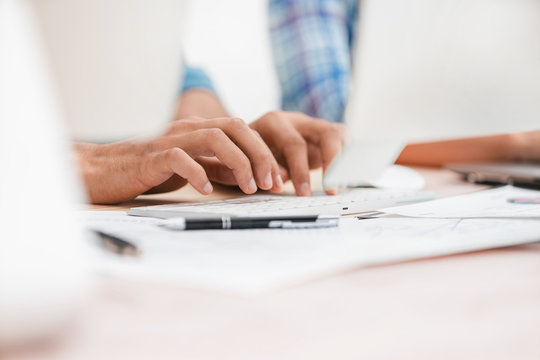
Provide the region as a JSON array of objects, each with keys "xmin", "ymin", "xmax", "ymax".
[
  {"xmin": 509, "ymin": 131, "xmax": 540, "ymax": 162},
  {"xmin": 249, "ymin": 111, "xmax": 346, "ymax": 196},
  {"xmin": 76, "ymin": 117, "xmax": 284, "ymax": 204}
]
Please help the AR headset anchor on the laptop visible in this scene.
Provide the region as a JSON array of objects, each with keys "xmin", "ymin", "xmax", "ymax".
[
  {"xmin": 346, "ymin": 0, "xmax": 540, "ymax": 143},
  {"xmin": 129, "ymin": 0, "xmax": 540, "ymax": 219},
  {"xmin": 446, "ymin": 163, "xmax": 540, "ymax": 189}
]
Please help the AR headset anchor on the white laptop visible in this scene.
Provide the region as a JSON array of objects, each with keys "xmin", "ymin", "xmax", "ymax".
[
  {"xmin": 346, "ymin": 0, "xmax": 540, "ymax": 143},
  {"xmin": 129, "ymin": 0, "xmax": 540, "ymax": 219}
]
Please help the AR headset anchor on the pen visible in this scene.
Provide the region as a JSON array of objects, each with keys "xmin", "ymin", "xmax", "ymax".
[
  {"xmin": 94, "ymin": 230, "xmax": 141, "ymax": 257},
  {"xmin": 159, "ymin": 215, "xmax": 340, "ymax": 231}
]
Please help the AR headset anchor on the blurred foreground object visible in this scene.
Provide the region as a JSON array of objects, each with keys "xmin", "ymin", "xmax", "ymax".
[
  {"xmin": 30, "ymin": 0, "xmax": 186, "ymax": 142},
  {"xmin": 0, "ymin": 0, "xmax": 89, "ymax": 349}
]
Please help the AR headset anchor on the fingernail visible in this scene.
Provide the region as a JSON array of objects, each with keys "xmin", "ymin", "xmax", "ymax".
[
  {"xmin": 299, "ymin": 182, "xmax": 311, "ymax": 196},
  {"xmin": 203, "ymin": 182, "xmax": 213, "ymax": 194},
  {"xmin": 326, "ymin": 188, "xmax": 338, "ymax": 195},
  {"xmin": 276, "ymin": 175, "xmax": 284, "ymax": 189},
  {"xmin": 263, "ymin": 173, "xmax": 272, "ymax": 189},
  {"xmin": 247, "ymin": 178, "xmax": 257, "ymax": 193}
]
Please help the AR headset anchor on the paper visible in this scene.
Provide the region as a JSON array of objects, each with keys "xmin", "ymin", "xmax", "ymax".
[
  {"xmin": 382, "ymin": 186, "xmax": 540, "ymax": 219},
  {"xmin": 81, "ymin": 210, "xmax": 540, "ymax": 294}
]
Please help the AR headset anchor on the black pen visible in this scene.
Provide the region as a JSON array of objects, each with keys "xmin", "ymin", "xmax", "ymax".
[{"xmin": 159, "ymin": 215, "xmax": 339, "ymax": 231}]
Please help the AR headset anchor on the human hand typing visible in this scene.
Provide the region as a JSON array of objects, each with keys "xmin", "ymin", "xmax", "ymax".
[
  {"xmin": 76, "ymin": 116, "xmax": 283, "ymax": 204},
  {"xmin": 249, "ymin": 111, "xmax": 346, "ymax": 196}
]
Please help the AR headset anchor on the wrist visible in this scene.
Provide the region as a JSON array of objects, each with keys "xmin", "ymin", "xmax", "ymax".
[
  {"xmin": 175, "ymin": 89, "xmax": 229, "ymax": 119},
  {"xmin": 73, "ymin": 141, "xmax": 148, "ymax": 203},
  {"xmin": 74, "ymin": 142, "xmax": 99, "ymax": 175},
  {"xmin": 506, "ymin": 132, "xmax": 537, "ymax": 162}
]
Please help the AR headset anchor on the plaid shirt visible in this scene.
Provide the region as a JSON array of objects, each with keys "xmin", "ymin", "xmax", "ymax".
[
  {"xmin": 181, "ymin": 65, "xmax": 215, "ymax": 94},
  {"xmin": 269, "ymin": 0, "xmax": 358, "ymax": 123}
]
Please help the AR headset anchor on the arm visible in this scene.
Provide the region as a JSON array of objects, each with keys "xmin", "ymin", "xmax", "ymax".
[
  {"xmin": 175, "ymin": 89, "xmax": 228, "ymax": 119},
  {"xmin": 175, "ymin": 65, "xmax": 229, "ymax": 119},
  {"xmin": 396, "ymin": 131, "xmax": 540, "ymax": 167},
  {"xmin": 269, "ymin": 0, "xmax": 358, "ymax": 123}
]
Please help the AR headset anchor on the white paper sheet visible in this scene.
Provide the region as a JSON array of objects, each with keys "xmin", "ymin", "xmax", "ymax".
[
  {"xmin": 81, "ymin": 210, "xmax": 540, "ymax": 294},
  {"xmin": 382, "ymin": 186, "xmax": 540, "ymax": 219}
]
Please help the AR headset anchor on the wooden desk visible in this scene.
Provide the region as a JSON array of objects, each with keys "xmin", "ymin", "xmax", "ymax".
[{"xmin": 12, "ymin": 168, "xmax": 540, "ymax": 360}]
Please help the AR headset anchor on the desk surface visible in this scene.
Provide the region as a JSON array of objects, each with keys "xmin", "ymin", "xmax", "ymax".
[{"xmin": 12, "ymin": 168, "xmax": 540, "ymax": 360}]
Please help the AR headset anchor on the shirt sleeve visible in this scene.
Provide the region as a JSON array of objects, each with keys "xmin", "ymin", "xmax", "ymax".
[
  {"xmin": 269, "ymin": 0, "xmax": 358, "ymax": 123},
  {"xmin": 180, "ymin": 64, "xmax": 216, "ymax": 94}
]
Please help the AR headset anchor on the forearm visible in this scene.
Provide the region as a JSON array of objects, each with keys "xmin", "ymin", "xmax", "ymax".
[
  {"xmin": 174, "ymin": 89, "xmax": 229, "ymax": 119},
  {"xmin": 74, "ymin": 141, "xmax": 150, "ymax": 203},
  {"xmin": 396, "ymin": 132, "xmax": 539, "ymax": 167}
]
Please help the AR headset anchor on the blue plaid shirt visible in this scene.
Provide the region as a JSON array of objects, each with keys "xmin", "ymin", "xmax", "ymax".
[
  {"xmin": 181, "ymin": 65, "xmax": 215, "ymax": 94},
  {"xmin": 269, "ymin": 0, "xmax": 358, "ymax": 123}
]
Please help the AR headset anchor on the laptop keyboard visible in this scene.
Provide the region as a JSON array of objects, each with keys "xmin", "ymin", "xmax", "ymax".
[{"xmin": 128, "ymin": 188, "xmax": 434, "ymax": 218}]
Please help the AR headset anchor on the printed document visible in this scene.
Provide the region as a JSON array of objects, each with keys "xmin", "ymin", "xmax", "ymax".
[
  {"xmin": 382, "ymin": 186, "xmax": 540, "ymax": 218},
  {"xmin": 82, "ymin": 210, "xmax": 540, "ymax": 294}
]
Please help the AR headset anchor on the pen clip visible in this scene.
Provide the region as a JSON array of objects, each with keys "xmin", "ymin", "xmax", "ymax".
[{"xmin": 269, "ymin": 219, "xmax": 339, "ymax": 229}]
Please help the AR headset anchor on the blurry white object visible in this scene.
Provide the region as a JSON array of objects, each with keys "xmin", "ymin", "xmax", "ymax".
[
  {"xmin": 31, "ymin": 0, "xmax": 186, "ymax": 142},
  {"xmin": 323, "ymin": 141, "xmax": 416, "ymax": 189},
  {"xmin": 0, "ymin": 0, "xmax": 88, "ymax": 348},
  {"xmin": 347, "ymin": 0, "xmax": 540, "ymax": 142},
  {"xmin": 371, "ymin": 165, "xmax": 425, "ymax": 190}
]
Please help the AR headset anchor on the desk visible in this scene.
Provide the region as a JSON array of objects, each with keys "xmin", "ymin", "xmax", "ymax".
[{"xmin": 10, "ymin": 168, "xmax": 540, "ymax": 360}]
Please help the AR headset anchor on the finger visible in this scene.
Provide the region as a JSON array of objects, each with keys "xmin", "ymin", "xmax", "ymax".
[
  {"xmin": 250, "ymin": 112, "xmax": 311, "ymax": 196},
  {"xmin": 320, "ymin": 135, "xmax": 341, "ymax": 196},
  {"xmin": 325, "ymin": 188, "xmax": 338, "ymax": 196},
  {"xmin": 269, "ymin": 165, "xmax": 288, "ymax": 193},
  {"xmin": 188, "ymin": 118, "xmax": 279, "ymax": 191},
  {"xmin": 196, "ymin": 156, "xmax": 237, "ymax": 186},
  {"xmin": 306, "ymin": 141, "xmax": 339, "ymax": 195},
  {"xmin": 165, "ymin": 128, "xmax": 258, "ymax": 194},
  {"xmin": 149, "ymin": 148, "xmax": 213, "ymax": 195},
  {"xmin": 307, "ymin": 143, "xmax": 323, "ymax": 169},
  {"xmin": 311, "ymin": 124, "xmax": 344, "ymax": 196},
  {"xmin": 278, "ymin": 164, "xmax": 289, "ymax": 182},
  {"xmin": 200, "ymin": 155, "xmax": 284, "ymax": 193},
  {"xmin": 293, "ymin": 119, "xmax": 344, "ymax": 172},
  {"xmin": 252, "ymin": 128, "xmax": 283, "ymax": 193},
  {"xmin": 281, "ymin": 135, "xmax": 311, "ymax": 196},
  {"xmin": 144, "ymin": 174, "xmax": 188, "ymax": 194},
  {"xmin": 319, "ymin": 127, "xmax": 344, "ymax": 173},
  {"xmin": 286, "ymin": 116, "xmax": 345, "ymax": 195}
]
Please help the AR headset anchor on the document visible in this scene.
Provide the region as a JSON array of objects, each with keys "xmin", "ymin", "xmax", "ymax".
[
  {"xmin": 81, "ymin": 210, "xmax": 540, "ymax": 294},
  {"xmin": 382, "ymin": 186, "xmax": 540, "ymax": 218}
]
